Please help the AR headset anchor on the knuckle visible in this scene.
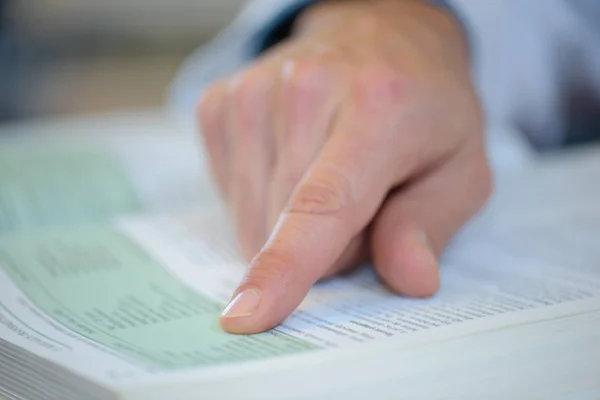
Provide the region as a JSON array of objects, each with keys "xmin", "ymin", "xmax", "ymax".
[
  {"xmin": 225, "ymin": 67, "xmax": 273, "ymax": 133},
  {"xmin": 284, "ymin": 58, "xmax": 333, "ymax": 97},
  {"xmin": 286, "ymin": 169, "xmax": 355, "ymax": 216},
  {"xmin": 230, "ymin": 67, "xmax": 272, "ymax": 113},
  {"xmin": 352, "ymin": 64, "xmax": 406, "ymax": 111}
]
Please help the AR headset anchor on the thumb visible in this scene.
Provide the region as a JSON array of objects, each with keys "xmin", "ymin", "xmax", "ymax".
[
  {"xmin": 219, "ymin": 133, "xmax": 393, "ymax": 334},
  {"xmin": 371, "ymin": 140, "xmax": 492, "ymax": 298}
]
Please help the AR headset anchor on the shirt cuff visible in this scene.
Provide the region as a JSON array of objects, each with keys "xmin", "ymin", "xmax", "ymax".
[{"xmin": 252, "ymin": 0, "xmax": 471, "ymax": 57}]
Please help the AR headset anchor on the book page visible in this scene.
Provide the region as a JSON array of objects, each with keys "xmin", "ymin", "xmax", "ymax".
[
  {"xmin": 0, "ymin": 131, "xmax": 216, "ymax": 236},
  {"xmin": 0, "ymin": 146, "xmax": 142, "ymax": 234},
  {"xmin": 0, "ymin": 207, "xmax": 598, "ymax": 390},
  {"xmin": 122, "ymin": 211, "xmax": 600, "ymax": 349}
]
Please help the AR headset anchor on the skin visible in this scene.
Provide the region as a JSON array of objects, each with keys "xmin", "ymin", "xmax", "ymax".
[{"xmin": 197, "ymin": 0, "xmax": 493, "ymax": 334}]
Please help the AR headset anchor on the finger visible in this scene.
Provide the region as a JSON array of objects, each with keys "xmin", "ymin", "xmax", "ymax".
[
  {"xmin": 227, "ymin": 67, "xmax": 276, "ymax": 260},
  {"xmin": 197, "ymin": 82, "xmax": 229, "ymax": 198},
  {"xmin": 220, "ymin": 89, "xmax": 402, "ymax": 334},
  {"xmin": 267, "ymin": 58, "xmax": 342, "ymax": 235},
  {"xmin": 371, "ymin": 138, "xmax": 492, "ymax": 298}
]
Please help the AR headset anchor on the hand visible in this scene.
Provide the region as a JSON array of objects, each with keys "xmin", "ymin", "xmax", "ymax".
[{"xmin": 198, "ymin": 0, "xmax": 492, "ymax": 334}]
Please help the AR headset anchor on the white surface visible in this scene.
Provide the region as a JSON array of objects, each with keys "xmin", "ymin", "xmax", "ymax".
[{"xmin": 0, "ymin": 109, "xmax": 218, "ymax": 211}]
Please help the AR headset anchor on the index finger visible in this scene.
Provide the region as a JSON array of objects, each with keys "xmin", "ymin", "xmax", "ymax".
[{"xmin": 219, "ymin": 96, "xmax": 403, "ymax": 334}]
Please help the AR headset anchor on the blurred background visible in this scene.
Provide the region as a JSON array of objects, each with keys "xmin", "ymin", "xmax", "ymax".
[{"xmin": 0, "ymin": 0, "xmax": 246, "ymax": 121}]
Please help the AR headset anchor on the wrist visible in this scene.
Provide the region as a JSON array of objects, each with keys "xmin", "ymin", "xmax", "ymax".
[
  {"xmin": 295, "ymin": 0, "xmax": 470, "ymax": 63},
  {"xmin": 296, "ymin": 0, "xmax": 460, "ymax": 29}
]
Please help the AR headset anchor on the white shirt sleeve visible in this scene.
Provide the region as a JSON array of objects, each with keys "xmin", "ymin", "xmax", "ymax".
[{"xmin": 451, "ymin": 0, "xmax": 600, "ymax": 147}]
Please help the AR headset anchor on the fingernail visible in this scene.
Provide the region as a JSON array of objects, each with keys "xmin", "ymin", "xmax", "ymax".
[{"xmin": 220, "ymin": 288, "xmax": 262, "ymax": 319}]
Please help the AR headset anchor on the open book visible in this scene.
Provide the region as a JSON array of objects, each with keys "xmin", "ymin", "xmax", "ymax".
[{"xmin": 1, "ymin": 112, "xmax": 599, "ymax": 400}]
